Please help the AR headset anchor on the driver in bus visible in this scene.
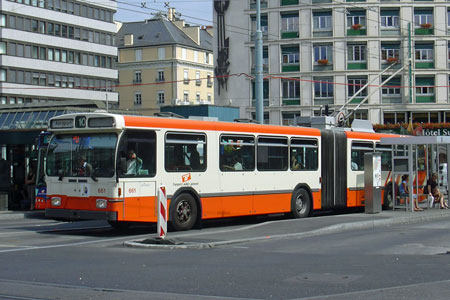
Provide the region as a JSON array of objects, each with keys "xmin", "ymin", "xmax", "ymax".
[
  {"xmin": 78, "ymin": 156, "xmax": 93, "ymax": 176},
  {"xmin": 126, "ymin": 150, "xmax": 143, "ymax": 175}
]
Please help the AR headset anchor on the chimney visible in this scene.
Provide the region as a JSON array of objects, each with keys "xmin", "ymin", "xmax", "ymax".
[{"xmin": 168, "ymin": 7, "xmax": 175, "ymax": 21}]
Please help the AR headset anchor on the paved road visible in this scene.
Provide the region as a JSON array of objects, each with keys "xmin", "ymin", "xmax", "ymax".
[{"xmin": 0, "ymin": 209, "xmax": 449, "ymax": 299}]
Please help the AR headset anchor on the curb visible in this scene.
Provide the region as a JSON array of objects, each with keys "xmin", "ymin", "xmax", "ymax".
[
  {"xmin": 0, "ymin": 211, "xmax": 46, "ymax": 221},
  {"xmin": 123, "ymin": 211, "xmax": 450, "ymax": 249}
]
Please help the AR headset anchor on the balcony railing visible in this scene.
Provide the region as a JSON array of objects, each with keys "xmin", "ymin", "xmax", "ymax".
[
  {"xmin": 207, "ymin": 81, "xmax": 213, "ymax": 87},
  {"xmin": 183, "ymin": 78, "xmax": 190, "ymax": 84},
  {"xmin": 196, "ymin": 79, "xmax": 201, "ymax": 86},
  {"xmin": 156, "ymin": 77, "xmax": 165, "ymax": 82}
]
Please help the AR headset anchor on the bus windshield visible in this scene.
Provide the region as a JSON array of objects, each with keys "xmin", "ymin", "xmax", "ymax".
[{"xmin": 46, "ymin": 133, "xmax": 117, "ymax": 178}]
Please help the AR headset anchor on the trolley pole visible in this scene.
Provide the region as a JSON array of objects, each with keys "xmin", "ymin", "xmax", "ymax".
[{"xmin": 255, "ymin": 0, "xmax": 264, "ymax": 124}]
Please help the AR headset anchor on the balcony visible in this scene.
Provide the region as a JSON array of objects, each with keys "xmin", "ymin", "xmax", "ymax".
[
  {"xmin": 183, "ymin": 78, "xmax": 190, "ymax": 84},
  {"xmin": 281, "ymin": 30, "xmax": 299, "ymax": 39},
  {"xmin": 196, "ymin": 79, "xmax": 201, "ymax": 86},
  {"xmin": 207, "ymin": 81, "xmax": 213, "ymax": 87},
  {"xmin": 155, "ymin": 77, "xmax": 165, "ymax": 82},
  {"xmin": 282, "ymin": 64, "xmax": 300, "ymax": 72},
  {"xmin": 282, "ymin": 98, "xmax": 300, "ymax": 106},
  {"xmin": 133, "ymin": 79, "xmax": 142, "ymax": 84},
  {"xmin": 415, "ymin": 61, "xmax": 434, "ymax": 69},
  {"xmin": 347, "ymin": 62, "xmax": 367, "ymax": 70}
]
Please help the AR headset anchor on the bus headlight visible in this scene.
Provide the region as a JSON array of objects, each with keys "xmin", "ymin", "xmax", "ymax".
[
  {"xmin": 96, "ymin": 199, "xmax": 107, "ymax": 209},
  {"xmin": 51, "ymin": 197, "xmax": 61, "ymax": 207}
]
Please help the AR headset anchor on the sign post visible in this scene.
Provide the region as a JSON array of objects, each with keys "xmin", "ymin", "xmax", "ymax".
[{"xmin": 157, "ymin": 186, "xmax": 167, "ymax": 239}]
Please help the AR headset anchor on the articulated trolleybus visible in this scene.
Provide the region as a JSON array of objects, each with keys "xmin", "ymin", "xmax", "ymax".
[{"xmin": 45, "ymin": 113, "xmax": 395, "ymax": 230}]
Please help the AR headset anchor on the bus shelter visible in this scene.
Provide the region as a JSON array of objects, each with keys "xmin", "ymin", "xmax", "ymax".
[{"xmin": 380, "ymin": 136, "xmax": 450, "ymax": 211}]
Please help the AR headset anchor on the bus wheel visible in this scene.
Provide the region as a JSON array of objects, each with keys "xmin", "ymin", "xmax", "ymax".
[
  {"xmin": 108, "ymin": 221, "xmax": 130, "ymax": 230},
  {"xmin": 291, "ymin": 188, "xmax": 311, "ymax": 218},
  {"xmin": 383, "ymin": 185, "xmax": 393, "ymax": 210},
  {"xmin": 170, "ymin": 194, "xmax": 197, "ymax": 231}
]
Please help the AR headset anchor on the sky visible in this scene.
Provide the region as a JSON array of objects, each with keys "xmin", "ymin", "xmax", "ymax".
[{"xmin": 115, "ymin": 0, "xmax": 213, "ymax": 26}]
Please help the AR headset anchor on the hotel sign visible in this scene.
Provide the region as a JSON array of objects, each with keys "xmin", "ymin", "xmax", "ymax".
[{"xmin": 422, "ymin": 128, "xmax": 450, "ymax": 136}]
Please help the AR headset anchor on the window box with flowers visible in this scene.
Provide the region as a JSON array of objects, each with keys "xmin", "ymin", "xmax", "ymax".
[
  {"xmin": 318, "ymin": 59, "xmax": 329, "ymax": 65},
  {"xmin": 420, "ymin": 23, "xmax": 432, "ymax": 29},
  {"xmin": 348, "ymin": 23, "xmax": 366, "ymax": 36},
  {"xmin": 386, "ymin": 57, "xmax": 399, "ymax": 64},
  {"xmin": 415, "ymin": 23, "xmax": 433, "ymax": 35}
]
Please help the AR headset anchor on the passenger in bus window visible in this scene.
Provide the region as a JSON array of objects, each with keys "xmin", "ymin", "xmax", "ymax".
[
  {"xmin": 126, "ymin": 150, "xmax": 142, "ymax": 175},
  {"xmin": 223, "ymin": 155, "xmax": 242, "ymax": 171},
  {"xmin": 351, "ymin": 161, "xmax": 359, "ymax": 171},
  {"xmin": 184, "ymin": 144, "xmax": 200, "ymax": 170},
  {"xmin": 291, "ymin": 155, "xmax": 301, "ymax": 170}
]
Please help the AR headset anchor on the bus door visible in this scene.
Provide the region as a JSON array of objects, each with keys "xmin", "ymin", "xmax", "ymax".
[
  {"xmin": 116, "ymin": 129, "xmax": 157, "ymax": 221},
  {"xmin": 122, "ymin": 180, "xmax": 157, "ymax": 220}
]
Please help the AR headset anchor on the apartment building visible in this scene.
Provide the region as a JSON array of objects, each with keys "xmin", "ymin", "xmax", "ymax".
[
  {"xmin": 213, "ymin": 0, "xmax": 450, "ymax": 125},
  {"xmin": 116, "ymin": 11, "xmax": 214, "ymax": 116},
  {"xmin": 0, "ymin": 0, "xmax": 118, "ymax": 112}
]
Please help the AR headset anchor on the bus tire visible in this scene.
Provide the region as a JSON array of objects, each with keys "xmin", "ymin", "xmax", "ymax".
[
  {"xmin": 383, "ymin": 184, "xmax": 393, "ymax": 210},
  {"xmin": 108, "ymin": 221, "xmax": 130, "ymax": 230},
  {"xmin": 291, "ymin": 188, "xmax": 311, "ymax": 218},
  {"xmin": 170, "ymin": 193, "xmax": 197, "ymax": 231}
]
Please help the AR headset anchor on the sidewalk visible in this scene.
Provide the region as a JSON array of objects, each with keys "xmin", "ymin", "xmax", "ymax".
[{"xmin": 124, "ymin": 209, "xmax": 450, "ymax": 249}]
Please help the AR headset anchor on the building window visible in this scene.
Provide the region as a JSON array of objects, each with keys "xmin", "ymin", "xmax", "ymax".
[
  {"xmin": 196, "ymin": 93, "xmax": 201, "ymax": 102},
  {"xmin": 134, "ymin": 71, "xmax": 141, "ymax": 83},
  {"xmin": 157, "ymin": 91, "xmax": 165, "ymax": 105},
  {"xmin": 184, "ymin": 69, "xmax": 189, "ymax": 84},
  {"xmin": 251, "ymin": 46, "xmax": 269, "ymax": 71},
  {"xmin": 183, "ymin": 92, "xmax": 189, "ymax": 102},
  {"xmin": 134, "ymin": 92, "xmax": 142, "ymax": 106},
  {"xmin": 196, "ymin": 71, "xmax": 201, "ymax": 86},
  {"xmin": 347, "ymin": 43, "xmax": 366, "ymax": 62},
  {"xmin": 281, "ymin": 12, "xmax": 299, "ymax": 34},
  {"xmin": 194, "ymin": 50, "xmax": 198, "ymax": 62},
  {"xmin": 382, "ymin": 77, "xmax": 401, "ymax": 96},
  {"xmin": 415, "ymin": 44, "xmax": 433, "ymax": 62},
  {"xmin": 348, "ymin": 77, "xmax": 367, "ymax": 98},
  {"xmin": 381, "ymin": 10, "xmax": 399, "ymax": 28},
  {"xmin": 0, "ymin": 69, "xmax": 6, "ymax": 82},
  {"xmin": 135, "ymin": 49, "xmax": 142, "ymax": 61},
  {"xmin": 282, "ymin": 112, "xmax": 301, "ymax": 126},
  {"xmin": 251, "ymin": 14, "xmax": 268, "ymax": 39},
  {"xmin": 347, "ymin": 11, "xmax": 366, "ymax": 28},
  {"xmin": 414, "ymin": 11, "xmax": 433, "ymax": 28},
  {"xmin": 182, "ymin": 48, "xmax": 187, "ymax": 60},
  {"xmin": 381, "ymin": 43, "xmax": 400, "ymax": 62},
  {"xmin": 0, "ymin": 42, "xmax": 5, "ymax": 55},
  {"xmin": 204, "ymin": 52, "xmax": 209, "ymax": 64},
  {"xmin": 282, "ymin": 79, "xmax": 300, "ymax": 104},
  {"xmin": 157, "ymin": 70, "xmax": 165, "ymax": 82},
  {"xmin": 314, "ymin": 77, "xmax": 334, "ymax": 99},
  {"xmin": 313, "ymin": 44, "xmax": 332, "ymax": 65},
  {"xmin": 158, "ymin": 47, "xmax": 165, "ymax": 59},
  {"xmin": 207, "ymin": 94, "xmax": 211, "ymax": 102},
  {"xmin": 415, "ymin": 77, "xmax": 434, "ymax": 95},
  {"xmin": 207, "ymin": 74, "xmax": 212, "ymax": 87},
  {"xmin": 313, "ymin": 12, "xmax": 332, "ymax": 31}
]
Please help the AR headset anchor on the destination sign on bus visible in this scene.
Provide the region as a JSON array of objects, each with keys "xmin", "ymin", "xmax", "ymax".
[{"xmin": 50, "ymin": 119, "xmax": 73, "ymax": 129}]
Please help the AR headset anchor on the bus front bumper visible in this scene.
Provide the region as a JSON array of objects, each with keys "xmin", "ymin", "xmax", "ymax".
[{"xmin": 45, "ymin": 208, "xmax": 117, "ymax": 221}]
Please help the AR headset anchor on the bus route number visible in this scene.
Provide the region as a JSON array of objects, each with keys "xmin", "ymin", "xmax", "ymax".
[
  {"xmin": 98, "ymin": 188, "xmax": 106, "ymax": 194},
  {"xmin": 128, "ymin": 188, "xmax": 136, "ymax": 194},
  {"xmin": 75, "ymin": 116, "xmax": 86, "ymax": 128}
]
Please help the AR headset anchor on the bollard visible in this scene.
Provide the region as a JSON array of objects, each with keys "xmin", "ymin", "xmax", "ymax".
[{"xmin": 157, "ymin": 186, "xmax": 167, "ymax": 239}]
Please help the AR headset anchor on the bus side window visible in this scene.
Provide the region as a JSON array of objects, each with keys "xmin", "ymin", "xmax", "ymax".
[
  {"xmin": 220, "ymin": 135, "xmax": 255, "ymax": 171},
  {"xmin": 257, "ymin": 136, "xmax": 288, "ymax": 171},
  {"xmin": 290, "ymin": 138, "xmax": 318, "ymax": 171},
  {"xmin": 117, "ymin": 130, "xmax": 156, "ymax": 177},
  {"xmin": 165, "ymin": 133, "xmax": 207, "ymax": 172},
  {"xmin": 351, "ymin": 142, "xmax": 374, "ymax": 171}
]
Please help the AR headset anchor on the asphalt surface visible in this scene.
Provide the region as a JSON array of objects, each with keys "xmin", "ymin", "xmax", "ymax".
[{"xmin": 3, "ymin": 207, "xmax": 449, "ymax": 250}]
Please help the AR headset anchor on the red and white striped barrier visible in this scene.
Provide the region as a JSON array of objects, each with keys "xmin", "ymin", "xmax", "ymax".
[{"xmin": 157, "ymin": 186, "xmax": 167, "ymax": 239}]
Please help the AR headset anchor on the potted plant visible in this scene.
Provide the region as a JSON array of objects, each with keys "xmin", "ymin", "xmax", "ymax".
[
  {"xmin": 351, "ymin": 23, "xmax": 362, "ymax": 30},
  {"xmin": 318, "ymin": 59, "xmax": 328, "ymax": 65},
  {"xmin": 420, "ymin": 23, "xmax": 432, "ymax": 29}
]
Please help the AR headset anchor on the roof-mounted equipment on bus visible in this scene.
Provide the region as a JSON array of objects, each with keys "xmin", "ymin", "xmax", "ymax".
[
  {"xmin": 154, "ymin": 112, "xmax": 185, "ymax": 119},
  {"xmin": 234, "ymin": 118, "xmax": 258, "ymax": 124}
]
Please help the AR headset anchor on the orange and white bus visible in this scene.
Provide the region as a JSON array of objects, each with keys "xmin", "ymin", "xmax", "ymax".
[{"xmin": 45, "ymin": 112, "xmax": 396, "ymax": 230}]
